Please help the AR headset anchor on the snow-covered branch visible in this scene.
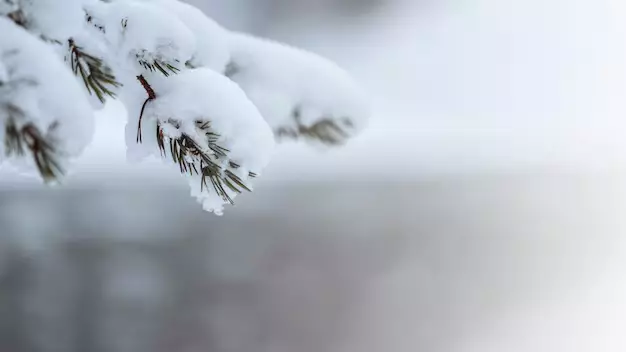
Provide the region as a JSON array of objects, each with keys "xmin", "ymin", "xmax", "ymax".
[
  {"xmin": 228, "ymin": 33, "xmax": 369, "ymax": 146},
  {"xmin": 0, "ymin": 0, "xmax": 369, "ymax": 214}
]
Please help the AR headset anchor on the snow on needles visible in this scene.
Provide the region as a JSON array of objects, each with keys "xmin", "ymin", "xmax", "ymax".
[
  {"xmin": 148, "ymin": 69, "xmax": 274, "ymax": 171},
  {"xmin": 19, "ymin": 0, "xmax": 85, "ymax": 40},
  {"xmin": 228, "ymin": 33, "xmax": 369, "ymax": 146},
  {"xmin": 88, "ymin": 0, "xmax": 196, "ymax": 71},
  {"xmin": 143, "ymin": 0, "xmax": 231, "ymax": 72},
  {"xmin": 145, "ymin": 68, "xmax": 274, "ymax": 214},
  {"xmin": 0, "ymin": 17, "xmax": 94, "ymax": 177},
  {"xmin": 0, "ymin": 0, "xmax": 369, "ymax": 214}
]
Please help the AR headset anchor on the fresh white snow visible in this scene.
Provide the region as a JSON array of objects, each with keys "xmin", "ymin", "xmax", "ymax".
[
  {"xmin": 0, "ymin": 0, "xmax": 369, "ymax": 213},
  {"xmin": 229, "ymin": 32, "xmax": 369, "ymax": 145},
  {"xmin": 0, "ymin": 17, "xmax": 94, "ymax": 177}
]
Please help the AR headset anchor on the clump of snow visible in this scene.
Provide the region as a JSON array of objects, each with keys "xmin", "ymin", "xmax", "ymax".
[
  {"xmin": 19, "ymin": 0, "xmax": 85, "ymax": 40},
  {"xmin": 228, "ymin": 33, "xmax": 369, "ymax": 144},
  {"xmin": 0, "ymin": 0, "xmax": 18, "ymax": 16},
  {"xmin": 87, "ymin": 0, "xmax": 196, "ymax": 72},
  {"xmin": 145, "ymin": 0, "xmax": 231, "ymax": 72},
  {"xmin": 0, "ymin": 0, "xmax": 370, "ymax": 214},
  {"xmin": 148, "ymin": 69, "xmax": 274, "ymax": 170},
  {"xmin": 0, "ymin": 17, "xmax": 94, "ymax": 175},
  {"xmin": 144, "ymin": 68, "xmax": 275, "ymax": 214}
]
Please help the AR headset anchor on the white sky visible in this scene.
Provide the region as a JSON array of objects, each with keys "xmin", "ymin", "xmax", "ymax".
[{"xmin": 267, "ymin": 0, "xmax": 626, "ymax": 177}]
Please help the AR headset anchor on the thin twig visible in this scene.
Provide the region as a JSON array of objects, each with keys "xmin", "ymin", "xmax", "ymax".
[{"xmin": 136, "ymin": 74, "xmax": 156, "ymax": 143}]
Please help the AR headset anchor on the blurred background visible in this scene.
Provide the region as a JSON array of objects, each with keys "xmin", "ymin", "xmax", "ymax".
[{"xmin": 2, "ymin": 0, "xmax": 626, "ymax": 351}]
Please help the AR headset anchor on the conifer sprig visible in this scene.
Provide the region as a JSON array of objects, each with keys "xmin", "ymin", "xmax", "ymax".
[
  {"xmin": 68, "ymin": 39, "xmax": 121, "ymax": 103},
  {"xmin": 137, "ymin": 74, "xmax": 254, "ymax": 205},
  {"xmin": 156, "ymin": 120, "xmax": 255, "ymax": 205},
  {"xmin": 137, "ymin": 57, "xmax": 180, "ymax": 77},
  {"xmin": 4, "ymin": 106, "xmax": 64, "ymax": 182},
  {"xmin": 276, "ymin": 115, "xmax": 353, "ymax": 146}
]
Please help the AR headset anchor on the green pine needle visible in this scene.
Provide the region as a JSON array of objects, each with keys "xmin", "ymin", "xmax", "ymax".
[
  {"xmin": 156, "ymin": 121, "xmax": 256, "ymax": 204},
  {"xmin": 137, "ymin": 57, "xmax": 180, "ymax": 77},
  {"xmin": 68, "ymin": 39, "xmax": 121, "ymax": 103},
  {"xmin": 276, "ymin": 117, "xmax": 353, "ymax": 146},
  {"xmin": 4, "ymin": 109, "xmax": 64, "ymax": 182}
]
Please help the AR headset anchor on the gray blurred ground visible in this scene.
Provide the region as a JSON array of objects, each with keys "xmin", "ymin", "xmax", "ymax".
[{"xmin": 1, "ymin": 172, "xmax": 625, "ymax": 352}]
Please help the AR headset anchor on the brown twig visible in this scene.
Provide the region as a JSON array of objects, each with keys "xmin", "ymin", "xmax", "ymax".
[{"xmin": 136, "ymin": 74, "xmax": 156, "ymax": 143}]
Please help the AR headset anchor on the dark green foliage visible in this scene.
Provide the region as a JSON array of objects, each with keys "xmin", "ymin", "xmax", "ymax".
[
  {"xmin": 277, "ymin": 116, "xmax": 354, "ymax": 146},
  {"xmin": 137, "ymin": 57, "xmax": 180, "ymax": 77},
  {"xmin": 4, "ymin": 107, "xmax": 64, "ymax": 182},
  {"xmin": 4, "ymin": 108, "xmax": 24, "ymax": 158},
  {"xmin": 68, "ymin": 39, "xmax": 121, "ymax": 103},
  {"xmin": 136, "ymin": 73, "xmax": 254, "ymax": 205},
  {"xmin": 0, "ymin": 54, "xmax": 61, "ymax": 181},
  {"xmin": 156, "ymin": 120, "xmax": 256, "ymax": 205}
]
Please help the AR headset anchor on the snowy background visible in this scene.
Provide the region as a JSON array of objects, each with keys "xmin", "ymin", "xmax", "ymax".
[{"xmin": 2, "ymin": 0, "xmax": 626, "ymax": 351}]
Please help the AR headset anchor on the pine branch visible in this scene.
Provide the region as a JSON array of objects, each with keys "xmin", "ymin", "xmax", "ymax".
[
  {"xmin": 137, "ymin": 55, "xmax": 180, "ymax": 77},
  {"xmin": 136, "ymin": 75, "xmax": 255, "ymax": 204},
  {"xmin": 194, "ymin": 121, "xmax": 256, "ymax": 179},
  {"xmin": 4, "ymin": 107, "xmax": 24, "ymax": 157},
  {"xmin": 301, "ymin": 118, "xmax": 351, "ymax": 145},
  {"xmin": 21, "ymin": 123, "xmax": 63, "ymax": 181},
  {"xmin": 4, "ymin": 107, "xmax": 64, "ymax": 182},
  {"xmin": 68, "ymin": 39, "xmax": 121, "ymax": 103},
  {"xmin": 156, "ymin": 121, "xmax": 255, "ymax": 205},
  {"xmin": 277, "ymin": 114, "xmax": 353, "ymax": 146}
]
